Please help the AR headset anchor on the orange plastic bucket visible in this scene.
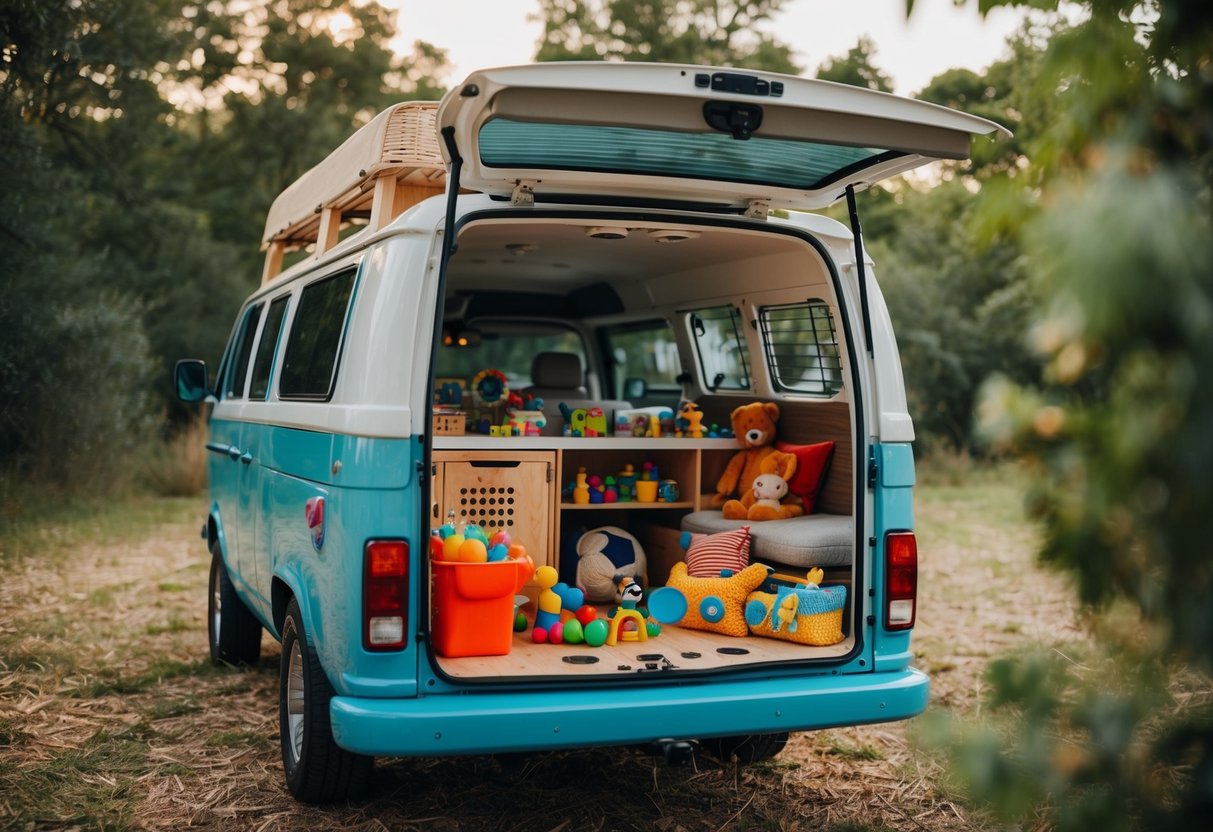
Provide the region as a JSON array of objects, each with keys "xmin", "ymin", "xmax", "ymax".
[{"xmin": 431, "ymin": 559, "xmax": 531, "ymax": 658}]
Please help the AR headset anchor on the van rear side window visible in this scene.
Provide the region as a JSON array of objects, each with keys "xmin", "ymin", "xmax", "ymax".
[
  {"xmin": 760, "ymin": 300, "xmax": 843, "ymax": 396},
  {"xmin": 279, "ymin": 269, "xmax": 356, "ymax": 400},
  {"xmin": 689, "ymin": 305, "xmax": 751, "ymax": 392}
]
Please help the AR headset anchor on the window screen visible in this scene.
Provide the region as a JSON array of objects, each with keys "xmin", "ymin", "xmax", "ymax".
[
  {"xmin": 223, "ymin": 303, "xmax": 263, "ymax": 400},
  {"xmin": 279, "ymin": 269, "xmax": 356, "ymax": 400},
  {"xmin": 760, "ymin": 301, "xmax": 844, "ymax": 396},
  {"xmin": 689, "ymin": 305, "xmax": 751, "ymax": 392},
  {"xmin": 249, "ymin": 295, "xmax": 289, "ymax": 400}
]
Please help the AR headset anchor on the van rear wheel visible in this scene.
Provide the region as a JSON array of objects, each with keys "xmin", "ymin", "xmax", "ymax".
[
  {"xmin": 207, "ymin": 544, "xmax": 262, "ymax": 665},
  {"xmin": 279, "ymin": 599, "xmax": 372, "ymax": 803},
  {"xmin": 702, "ymin": 732, "xmax": 789, "ymax": 765}
]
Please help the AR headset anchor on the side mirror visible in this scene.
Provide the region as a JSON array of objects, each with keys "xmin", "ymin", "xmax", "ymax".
[
  {"xmin": 623, "ymin": 377, "xmax": 647, "ymax": 400},
  {"xmin": 175, "ymin": 359, "xmax": 210, "ymax": 403}
]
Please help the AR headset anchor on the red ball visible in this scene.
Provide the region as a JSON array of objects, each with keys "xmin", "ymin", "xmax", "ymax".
[
  {"xmin": 576, "ymin": 605, "xmax": 598, "ymax": 626},
  {"xmin": 532, "ymin": 627, "xmax": 548, "ymax": 644},
  {"xmin": 549, "ymin": 622, "xmax": 564, "ymax": 645}
]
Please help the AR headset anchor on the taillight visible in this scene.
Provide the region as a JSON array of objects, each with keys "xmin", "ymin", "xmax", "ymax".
[
  {"xmin": 884, "ymin": 531, "xmax": 917, "ymax": 630},
  {"xmin": 364, "ymin": 539, "xmax": 408, "ymax": 651}
]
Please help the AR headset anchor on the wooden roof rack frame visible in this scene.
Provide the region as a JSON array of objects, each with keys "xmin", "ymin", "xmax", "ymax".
[{"xmin": 260, "ymin": 101, "xmax": 447, "ymax": 284}]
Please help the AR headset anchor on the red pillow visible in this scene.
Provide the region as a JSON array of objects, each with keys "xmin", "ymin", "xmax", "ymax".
[{"xmin": 776, "ymin": 441, "xmax": 835, "ymax": 514}]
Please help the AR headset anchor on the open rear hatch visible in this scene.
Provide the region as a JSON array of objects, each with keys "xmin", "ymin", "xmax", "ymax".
[{"xmin": 438, "ymin": 62, "xmax": 1010, "ymax": 212}]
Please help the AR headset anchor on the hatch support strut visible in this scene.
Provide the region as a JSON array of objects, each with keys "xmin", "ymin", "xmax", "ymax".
[
  {"xmin": 440, "ymin": 126, "xmax": 464, "ymax": 262},
  {"xmin": 845, "ymin": 185, "xmax": 875, "ymax": 357}
]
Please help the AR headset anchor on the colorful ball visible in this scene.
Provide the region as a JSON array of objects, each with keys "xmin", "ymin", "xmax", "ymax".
[
  {"xmin": 575, "ymin": 605, "xmax": 599, "ymax": 626},
  {"xmin": 583, "ymin": 618, "xmax": 609, "ymax": 647},
  {"xmin": 458, "ymin": 538, "xmax": 488, "ymax": 562},
  {"xmin": 514, "ymin": 611, "xmax": 528, "ymax": 632},
  {"xmin": 563, "ymin": 619, "xmax": 584, "ymax": 644},
  {"xmin": 490, "ymin": 530, "xmax": 511, "ymax": 548},
  {"xmin": 441, "ymin": 533, "xmax": 465, "ymax": 561},
  {"xmin": 487, "ymin": 543, "xmax": 509, "ymax": 562},
  {"xmin": 549, "ymin": 622, "xmax": 564, "ymax": 645},
  {"xmin": 646, "ymin": 621, "xmax": 661, "ymax": 637},
  {"xmin": 507, "ymin": 543, "xmax": 528, "ymax": 561},
  {"xmin": 430, "ymin": 534, "xmax": 444, "ymax": 559},
  {"xmin": 532, "ymin": 627, "xmax": 548, "ymax": 644},
  {"xmin": 464, "ymin": 524, "xmax": 490, "ymax": 544}
]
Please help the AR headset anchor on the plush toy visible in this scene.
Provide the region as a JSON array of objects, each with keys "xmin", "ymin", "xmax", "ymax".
[
  {"xmin": 751, "ymin": 473, "xmax": 789, "ymax": 512},
  {"xmin": 713, "ymin": 402, "xmax": 803, "ymax": 521},
  {"xmin": 665, "ymin": 561, "xmax": 770, "ymax": 637},
  {"xmin": 575, "ymin": 526, "xmax": 647, "ymax": 602}
]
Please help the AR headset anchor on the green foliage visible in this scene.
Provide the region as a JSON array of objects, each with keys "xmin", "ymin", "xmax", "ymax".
[
  {"xmin": 814, "ymin": 35, "xmax": 894, "ymax": 92},
  {"xmin": 0, "ymin": 0, "xmax": 448, "ymax": 495},
  {"xmin": 533, "ymin": 0, "xmax": 800, "ymax": 72},
  {"xmin": 935, "ymin": 0, "xmax": 1213, "ymax": 828}
]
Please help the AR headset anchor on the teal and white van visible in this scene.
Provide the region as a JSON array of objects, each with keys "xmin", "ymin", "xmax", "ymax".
[{"xmin": 176, "ymin": 63, "xmax": 1007, "ymax": 803}]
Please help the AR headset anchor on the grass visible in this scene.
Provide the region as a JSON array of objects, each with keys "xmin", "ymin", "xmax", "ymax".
[{"xmin": 0, "ymin": 460, "xmax": 1069, "ymax": 831}]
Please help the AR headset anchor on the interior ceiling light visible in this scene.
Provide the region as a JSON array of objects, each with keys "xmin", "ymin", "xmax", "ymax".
[
  {"xmin": 647, "ymin": 229, "xmax": 701, "ymax": 244},
  {"xmin": 585, "ymin": 226, "xmax": 629, "ymax": 240}
]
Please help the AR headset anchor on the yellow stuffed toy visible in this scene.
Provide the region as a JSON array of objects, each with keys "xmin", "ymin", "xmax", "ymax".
[
  {"xmin": 713, "ymin": 402, "xmax": 804, "ymax": 521},
  {"xmin": 665, "ymin": 561, "xmax": 769, "ymax": 637}
]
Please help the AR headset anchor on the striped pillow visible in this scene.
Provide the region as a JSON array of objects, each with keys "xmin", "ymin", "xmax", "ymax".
[{"xmin": 683, "ymin": 526, "xmax": 751, "ymax": 578}]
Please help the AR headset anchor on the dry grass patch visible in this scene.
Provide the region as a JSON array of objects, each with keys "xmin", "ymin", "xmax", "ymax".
[{"xmin": 0, "ymin": 465, "xmax": 1079, "ymax": 831}]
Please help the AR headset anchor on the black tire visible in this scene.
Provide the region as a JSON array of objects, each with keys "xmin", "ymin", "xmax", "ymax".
[
  {"xmin": 279, "ymin": 599, "xmax": 372, "ymax": 803},
  {"xmin": 702, "ymin": 732, "xmax": 789, "ymax": 765},
  {"xmin": 208, "ymin": 543, "xmax": 262, "ymax": 665}
]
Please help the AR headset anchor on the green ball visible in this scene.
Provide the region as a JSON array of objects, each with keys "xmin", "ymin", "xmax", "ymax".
[
  {"xmin": 514, "ymin": 611, "xmax": 528, "ymax": 632},
  {"xmin": 646, "ymin": 621, "xmax": 661, "ymax": 637},
  {"xmin": 583, "ymin": 618, "xmax": 609, "ymax": 647},
  {"xmin": 563, "ymin": 619, "xmax": 585, "ymax": 644}
]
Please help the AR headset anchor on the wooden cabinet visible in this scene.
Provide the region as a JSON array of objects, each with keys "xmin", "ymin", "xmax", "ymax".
[{"xmin": 431, "ymin": 450, "xmax": 556, "ymax": 566}]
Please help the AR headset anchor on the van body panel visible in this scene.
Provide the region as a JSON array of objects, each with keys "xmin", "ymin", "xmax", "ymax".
[
  {"xmin": 440, "ymin": 62, "xmax": 1008, "ymax": 211},
  {"xmin": 870, "ymin": 443, "xmax": 916, "ymax": 673},
  {"xmin": 329, "ymin": 667, "xmax": 929, "ymax": 756}
]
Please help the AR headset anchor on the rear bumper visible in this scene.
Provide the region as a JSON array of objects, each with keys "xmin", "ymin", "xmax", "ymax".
[{"xmin": 330, "ymin": 668, "xmax": 928, "ymax": 756}]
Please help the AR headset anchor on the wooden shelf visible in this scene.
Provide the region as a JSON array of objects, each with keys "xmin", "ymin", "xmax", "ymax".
[{"xmin": 560, "ymin": 500, "xmax": 694, "ymax": 511}]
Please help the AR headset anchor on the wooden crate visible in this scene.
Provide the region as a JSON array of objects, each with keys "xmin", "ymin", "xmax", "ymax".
[{"xmin": 432, "ymin": 411, "xmax": 466, "ymax": 435}]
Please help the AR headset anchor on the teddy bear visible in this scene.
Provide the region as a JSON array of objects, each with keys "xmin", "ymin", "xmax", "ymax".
[{"xmin": 713, "ymin": 402, "xmax": 804, "ymax": 521}]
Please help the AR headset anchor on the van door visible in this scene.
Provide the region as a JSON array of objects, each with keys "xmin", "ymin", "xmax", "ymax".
[{"xmin": 438, "ymin": 63, "xmax": 1009, "ymax": 211}]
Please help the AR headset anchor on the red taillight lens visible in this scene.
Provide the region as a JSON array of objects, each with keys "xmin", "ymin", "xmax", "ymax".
[
  {"xmin": 884, "ymin": 531, "xmax": 917, "ymax": 631},
  {"xmin": 364, "ymin": 540, "xmax": 408, "ymax": 651}
]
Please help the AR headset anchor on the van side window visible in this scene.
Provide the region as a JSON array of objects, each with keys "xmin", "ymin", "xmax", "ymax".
[
  {"xmin": 689, "ymin": 305, "xmax": 751, "ymax": 392},
  {"xmin": 249, "ymin": 295, "xmax": 290, "ymax": 401},
  {"xmin": 602, "ymin": 319, "xmax": 681, "ymax": 399},
  {"xmin": 759, "ymin": 300, "xmax": 843, "ymax": 396},
  {"xmin": 223, "ymin": 303, "xmax": 264, "ymax": 400},
  {"xmin": 279, "ymin": 269, "xmax": 356, "ymax": 400}
]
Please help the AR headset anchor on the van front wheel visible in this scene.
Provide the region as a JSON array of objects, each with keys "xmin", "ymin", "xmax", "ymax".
[
  {"xmin": 208, "ymin": 544, "xmax": 262, "ymax": 666},
  {"xmin": 279, "ymin": 599, "xmax": 372, "ymax": 803}
]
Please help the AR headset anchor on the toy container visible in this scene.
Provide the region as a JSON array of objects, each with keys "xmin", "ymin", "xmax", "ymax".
[
  {"xmin": 431, "ymin": 559, "xmax": 532, "ymax": 658},
  {"xmin": 744, "ymin": 574, "xmax": 848, "ymax": 647}
]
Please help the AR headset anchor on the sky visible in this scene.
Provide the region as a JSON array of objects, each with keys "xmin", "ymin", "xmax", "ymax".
[{"xmin": 383, "ymin": 0, "xmax": 1029, "ymax": 97}]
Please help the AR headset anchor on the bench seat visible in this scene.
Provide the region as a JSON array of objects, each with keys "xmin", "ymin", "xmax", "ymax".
[{"xmin": 679, "ymin": 511, "xmax": 854, "ymax": 569}]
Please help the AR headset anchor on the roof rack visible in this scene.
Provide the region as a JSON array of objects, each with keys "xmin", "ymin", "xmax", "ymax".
[{"xmin": 260, "ymin": 101, "xmax": 446, "ymax": 284}]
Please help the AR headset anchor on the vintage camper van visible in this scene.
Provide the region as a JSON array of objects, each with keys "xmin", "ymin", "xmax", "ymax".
[{"xmin": 176, "ymin": 63, "xmax": 1007, "ymax": 802}]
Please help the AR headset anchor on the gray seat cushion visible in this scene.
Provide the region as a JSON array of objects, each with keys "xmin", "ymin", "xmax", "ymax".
[{"xmin": 680, "ymin": 511, "xmax": 854, "ymax": 568}]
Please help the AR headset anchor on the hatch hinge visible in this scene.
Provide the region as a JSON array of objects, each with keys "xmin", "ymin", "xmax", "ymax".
[
  {"xmin": 511, "ymin": 180, "xmax": 538, "ymax": 207},
  {"xmin": 867, "ymin": 446, "xmax": 878, "ymax": 490},
  {"xmin": 744, "ymin": 198, "xmax": 770, "ymax": 220}
]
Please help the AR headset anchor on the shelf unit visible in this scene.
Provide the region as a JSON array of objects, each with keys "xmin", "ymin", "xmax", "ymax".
[{"xmin": 431, "ymin": 436, "xmax": 738, "ymax": 570}]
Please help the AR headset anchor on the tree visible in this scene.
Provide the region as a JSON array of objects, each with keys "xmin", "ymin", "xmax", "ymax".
[
  {"xmin": 814, "ymin": 35, "xmax": 894, "ymax": 92},
  {"xmin": 932, "ymin": 1, "xmax": 1213, "ymax": 828},
  {"xmin": 533, "ymin": 0, "xmax": 800, "ymax": 73}
]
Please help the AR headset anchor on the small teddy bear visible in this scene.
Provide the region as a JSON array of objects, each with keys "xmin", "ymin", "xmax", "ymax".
[{"xmin": 751, "ymin": 473, "xmax": 789, "ymax": 512}]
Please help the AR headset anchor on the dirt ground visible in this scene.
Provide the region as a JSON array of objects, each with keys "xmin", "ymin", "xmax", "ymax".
[{"xmin": 0, "ymin": 475, "xmax": 1084, "ymax": 831}]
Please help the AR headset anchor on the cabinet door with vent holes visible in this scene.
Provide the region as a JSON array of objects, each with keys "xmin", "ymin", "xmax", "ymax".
[{"xmin": 434, "ymin": 452, "xmax": 555, "ymax": 566}]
